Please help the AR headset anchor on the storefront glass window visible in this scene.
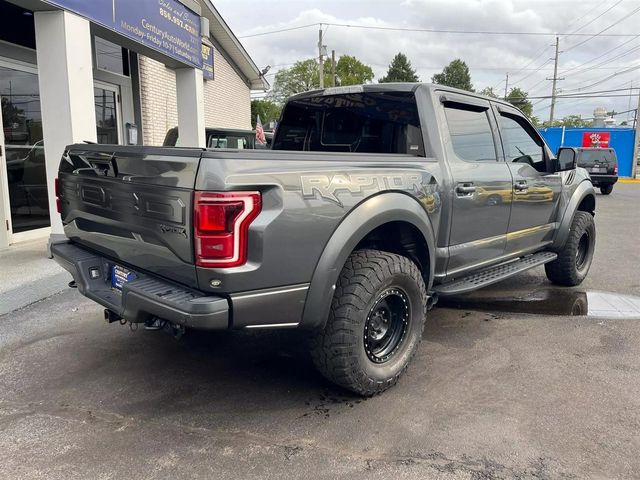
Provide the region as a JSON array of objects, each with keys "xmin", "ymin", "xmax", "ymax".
[
  {"xmin": 1, "ymin": 65, "xmax": 50, "ymax": 233},
  {"xmin": 94, "ymin": 87, "xmax": 119, "ymax": 144},
  {"xmin": 95, "ymin": 37, "xmax": 129, "ymax": 76}
]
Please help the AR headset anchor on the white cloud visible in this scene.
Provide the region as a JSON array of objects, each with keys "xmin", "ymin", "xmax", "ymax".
[{"xmin": 216, "ymin": 0, "xmax": 639, "ymax": 122}]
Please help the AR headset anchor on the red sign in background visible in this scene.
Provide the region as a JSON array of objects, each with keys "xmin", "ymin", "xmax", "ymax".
[{"xmin": 582, "ymin": 131, "xmax": 610, "ymax": 148}]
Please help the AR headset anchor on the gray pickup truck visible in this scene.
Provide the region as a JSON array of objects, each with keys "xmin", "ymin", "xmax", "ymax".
[{"xmin": 52, "ymin": 84, "xmax": 596, "ymax": 395}]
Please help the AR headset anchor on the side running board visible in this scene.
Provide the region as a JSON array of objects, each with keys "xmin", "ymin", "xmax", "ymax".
[{"xmin": 433, "ymin": 252, "xmax": 558, "ymax": 296}]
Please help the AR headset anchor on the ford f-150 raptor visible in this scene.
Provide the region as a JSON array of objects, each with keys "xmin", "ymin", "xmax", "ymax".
[{"xmin": 51, "ymin": 84, "xmax": 596, "ymax": 395}]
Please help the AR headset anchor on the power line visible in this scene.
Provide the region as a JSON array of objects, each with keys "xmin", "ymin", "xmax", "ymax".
[
  {"xmin": 563, "ymin": 5, "xmax": 640, "ymax": 53},
  {"xmin": 560, "ymin": 35, "xmax": 640, "ymax": 76},
  {"xmin": 238, "ymin": 22, "xmax": 640, "ymax": 39},
  {"xmin": 562, "ymin": 0, "xmax": 624, "ymax": 39},
  {"xmin": 562, "ymin": 63, "xmax": 640, "ymax": 92},
  {"xmin": 238, "ymin": 23, "xmax": 318, "ymax": 39}
]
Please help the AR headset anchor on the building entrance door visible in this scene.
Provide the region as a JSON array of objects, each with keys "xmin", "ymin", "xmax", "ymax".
[{"xmin": 93, "ymin": 80, "xmax": 122, "ymax": 144}]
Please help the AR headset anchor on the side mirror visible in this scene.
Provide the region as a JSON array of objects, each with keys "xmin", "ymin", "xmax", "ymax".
[{"xmin": 555, "ymin": 147, "xmax": 577, "ymax": 172}]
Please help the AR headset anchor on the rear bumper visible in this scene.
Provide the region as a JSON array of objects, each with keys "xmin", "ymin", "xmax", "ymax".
[
  {"xmin": 51, "ymin": 241, "xmax": 309, "ymax": 330},
  {"xmin": 52, "ymin": 242, "xmax": 229, "ymax": 330},
  {"xmin": 588, "ymin": 174, "xmax": 618, "ymax": 185}
]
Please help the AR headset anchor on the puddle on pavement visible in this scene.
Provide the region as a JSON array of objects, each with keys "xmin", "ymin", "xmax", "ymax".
[{"xmin": 438, "ymin": 289, "xmax": 640, "ymax": 319}]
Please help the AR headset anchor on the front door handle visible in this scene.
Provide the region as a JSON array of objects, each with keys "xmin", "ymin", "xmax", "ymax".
[
  {"xmin": 456, "ymin": 183, "xmax": 476, "ymax": 196},
  {"xmin": 514, "ymin": 181, "xmax": 528, "ymax": 193}
]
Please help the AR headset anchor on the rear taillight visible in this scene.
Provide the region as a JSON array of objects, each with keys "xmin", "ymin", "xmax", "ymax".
[
  {"xmin": 614, "ymin": 165, "xmax": 618, "ymax": 174},
  {"xmin": 55, "ymin": 177, "xmax": 61, "ymax": 213},
  {"xmin": 194, "ymin": 191, "xmax": 261, "ymax": 268}
]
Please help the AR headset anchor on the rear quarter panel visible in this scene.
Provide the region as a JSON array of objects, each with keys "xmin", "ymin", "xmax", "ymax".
[{"xmin": 194, "ymin": 149, "xmax": 444, "ymax": 294}]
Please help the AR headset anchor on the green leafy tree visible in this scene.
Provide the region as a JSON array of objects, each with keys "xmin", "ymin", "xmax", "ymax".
[
  {"xmin": 251, "ymin": 100, "xmax": 282, "ymax": 128},
  {"xmin": 506, "ymin": 87, "xmax": 533, "ymax": 119},
  {"xmin": 379, "ymin": 53, "xmax": 419, "ymax": 83},
  {"xmin": 432, "ymin": 59, "xmax": 473, "ymax": 91},
  {"xmin": 270, "ymin": 59, "xmax": 319, "ymax": 103},
  {"xmin": 479, "ymin": 86, "xmax": 498, "ymax": 98},
  {"xmin": 329, "ymin": 55, "xmax": 374, "ymax": 86},
  {"xmin": 270, "ymin": 55, "xmax": 375, "ymax": 103}
]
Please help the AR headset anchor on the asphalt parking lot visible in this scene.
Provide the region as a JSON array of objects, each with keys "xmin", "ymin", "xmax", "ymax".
[{"xmin": 1, "ymin": 183, "xmax": 639, "ymax": 479}]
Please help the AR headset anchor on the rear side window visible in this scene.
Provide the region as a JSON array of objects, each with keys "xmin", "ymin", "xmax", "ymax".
[
  {"xmin": 443, "ymin": 104, "xmax": 497, "ymax": 162},
  {"xmin": 273, "ymin": 92, "xmax": 424, "ymax": 155}
]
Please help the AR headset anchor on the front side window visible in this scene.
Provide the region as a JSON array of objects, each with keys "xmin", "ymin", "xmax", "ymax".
[
  {"xmin": 500, "ymin": 113, "xmax": 544, "ymax": 167},
  {"xmin": 444, "ymin": 104, "xmax": 497, "ymax": 162}
]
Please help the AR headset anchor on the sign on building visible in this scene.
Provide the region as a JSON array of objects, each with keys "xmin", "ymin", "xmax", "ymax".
[
  {"xmin": 582, "ymin": 131, "xmax": 611, "ymax": 148},
  {"xmin": 44, "ymin": 0, "xmax": 202, "ymax": 69}
]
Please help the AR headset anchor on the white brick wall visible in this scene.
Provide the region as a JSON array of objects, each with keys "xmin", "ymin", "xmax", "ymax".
[
  {"xmin": 138, "ymin": 47, "xmax": 252, "ymax": 146},
  {"xmin": 202, "ymin": 48, "xmax": 252, "ymax": 131}
]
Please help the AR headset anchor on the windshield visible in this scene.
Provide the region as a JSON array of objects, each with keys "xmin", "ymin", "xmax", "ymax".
[{"xmin": 272, "ymin": 91, "xmax": 424, "ymax": 155}]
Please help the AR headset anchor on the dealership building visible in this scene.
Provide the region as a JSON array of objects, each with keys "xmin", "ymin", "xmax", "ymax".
[{"xmin": 0, "ymin": 0, "xmax": 267, "ymax": 249}]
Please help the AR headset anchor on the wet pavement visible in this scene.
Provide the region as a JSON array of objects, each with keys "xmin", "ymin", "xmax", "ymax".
[
  {"xmin": 0, "ymin": 183, "xmax": 639, "ymax": 479},
  {"xmin": 439, "ymin": 289, "xmax": 640, "ymax": 318}
]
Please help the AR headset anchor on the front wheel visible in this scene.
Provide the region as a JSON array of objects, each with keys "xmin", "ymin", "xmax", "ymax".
[
  {"xmin": 545, "ymin": 211, "xmax": 595, "ymax": 286},
  {"xmin": 600, "ymin": 184, "xmax": 614, "ymax": 195},
  {"xmin": 310, "ymin": 250, "xmax": 427, "ymax": 396}
]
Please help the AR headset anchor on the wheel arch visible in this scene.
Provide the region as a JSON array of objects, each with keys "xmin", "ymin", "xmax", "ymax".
[
  {"xmin": 552, "ymin": 180, "xmax": 596, "ymax": 250},
  {"xmin": 300, "ymin": 192, "xmax": 436, "ymax": 330}
]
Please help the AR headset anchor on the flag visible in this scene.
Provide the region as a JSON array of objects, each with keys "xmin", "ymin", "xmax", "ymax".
[{"xmin": 255, "ymin": 115, "xmax": 266, "ymax": 145}]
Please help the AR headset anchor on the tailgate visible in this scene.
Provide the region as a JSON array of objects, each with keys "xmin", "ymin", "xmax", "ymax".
[{"xmin": 58, "ymin": 145, "xmax": 203, "ymax": 288}]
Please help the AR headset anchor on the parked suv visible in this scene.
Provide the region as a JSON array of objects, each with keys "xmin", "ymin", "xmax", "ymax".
[
  {"xmin": 51, "ymin": 84, "xmax": 596, "ymax": 395},
  {"xmin": 576, "ymin": 147, "xmax": 618, "ymax": 195}
]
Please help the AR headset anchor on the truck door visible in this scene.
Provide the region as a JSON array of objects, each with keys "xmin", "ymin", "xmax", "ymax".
[
  {"xmin": 492, "ymin": 105, "xmax": 562, "ymax": 256},
  {"xmin": 439, "ymin": 95, "xmax": 513, "ymax": 274}
]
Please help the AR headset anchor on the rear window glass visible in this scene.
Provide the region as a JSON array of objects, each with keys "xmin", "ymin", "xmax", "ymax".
[
  {"xmin": 272, "ymin": 92, "xmax": 424, "ymax": 155},
  {"xmin": 577, "ymin": 149, "xmax": 616, "ymax": 163}
]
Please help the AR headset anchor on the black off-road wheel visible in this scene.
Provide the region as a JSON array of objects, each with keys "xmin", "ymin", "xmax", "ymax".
[
  {"xmin": 310, "ymin": 250, "xmax": 428, "ymax": 396},
  {"xmin": 600, "ymin": 184, "xmax": 613, "ymax": 195},
  {"xmin": 545, "ymin": 211, "xmax": 595, "ymax": 286}
]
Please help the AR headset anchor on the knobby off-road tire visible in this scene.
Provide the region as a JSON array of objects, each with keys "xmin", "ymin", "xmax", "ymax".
[
  {"xmin": 545, "ymin": 211, "xmax": 596, "ymax": 286},
  {"xmin": 310, "ymin": 249, "xmax": 428, "ymax": 396},
  {"xmin": 600, "ymin": 184, "xmax": 614, "ymax": 195}
]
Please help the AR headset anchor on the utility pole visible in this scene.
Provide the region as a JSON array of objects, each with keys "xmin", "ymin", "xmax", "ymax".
[
  {"xmin": 318, "ymin": 27, "xmax": 324, "ymax": 89},
  {"xmin": 331, "ymin": 49, "xmax": 336, "ymax": 87},
  {"xmin": 632, "ymin": 87, "xmax": 640, "ymax": 178},
  {"xmin": 548, "ymin": 36, "xmax": 564, "ymax": 124},
  {"xmin": 503, "ymin": 72, "xmax": 509, "ymax": 100}
]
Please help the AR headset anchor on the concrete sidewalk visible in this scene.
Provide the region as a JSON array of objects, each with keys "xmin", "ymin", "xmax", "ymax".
[{"xmin": 0, "ymin": 237, "xmax": 71, "ymax": 315}]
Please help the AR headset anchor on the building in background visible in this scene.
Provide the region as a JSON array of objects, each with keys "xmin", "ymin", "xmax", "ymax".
[{"xmin": 0, "ymin": 0, "xmax": 267, "ymax": 249}]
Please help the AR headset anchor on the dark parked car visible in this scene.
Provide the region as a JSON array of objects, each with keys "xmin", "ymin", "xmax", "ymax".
[
  {"xmin": 575, "ymin": 147, "xmax": 618, "ymax": 195},
  {"xmin": 52, "ymin": 84, "xmax": 596, "ymax": 395}
]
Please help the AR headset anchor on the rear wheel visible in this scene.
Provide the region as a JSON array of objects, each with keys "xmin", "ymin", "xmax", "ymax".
[
  {"xmin": 600, "ymin": 184, "xmax": 613, "ymax": 195},
  {"xmin": 545, "ymin": 211, "xmax": 595, "ymax": 286},
  {"xmin": 310, "ymin": 250, "xmax": 427, "ymax": 396}
]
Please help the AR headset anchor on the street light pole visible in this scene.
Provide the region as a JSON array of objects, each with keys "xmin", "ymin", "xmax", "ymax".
[{"xmin": 632, "ymin": 88, "xmax": 640, "ymax": 178}]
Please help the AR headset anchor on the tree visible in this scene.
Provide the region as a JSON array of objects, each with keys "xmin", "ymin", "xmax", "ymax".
[
  {"xmin": 270, "ymin": 59, "xmax": 320, "ymax": 103},
  {"xmin": 432, "ymin": 59, "xmax": 473, "ymax": 91},
  {"xmin": 251, "ymin": 100, "xmax": 282, "ymax": 128},
  {"xmin": 331, "ymin": 55, "xmax": 374, "ymax": 86},
  {"xmin": 506, "ymin": 87, "xmax": 533, "ymax": 119},
  {"xmin": 379, "ymin": 53, "xmax": 419, "ymax": 83},
  {"xmin": 541, "ymin": 114, "xmax": 591, "ymax": 128},
  {"xmin": 479, "ymin": 86, "xmax": 498, "ymax": 98},
  {"xmin": 270, "ymin": 55, "xmax": 375, "ymax": 103}
]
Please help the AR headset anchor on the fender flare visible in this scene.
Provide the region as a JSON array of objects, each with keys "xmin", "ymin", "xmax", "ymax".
[
  {"xmin": 300, "ymin": 192, "xmax": 436, "ymax": 329},
  {"xmin": 552, "ymin": 179, "xmax": 596, "ymax": 250}
]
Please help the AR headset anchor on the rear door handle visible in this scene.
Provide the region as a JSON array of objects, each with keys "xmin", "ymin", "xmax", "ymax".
[{"xmin": 456, "ymin": 183, "xmax": 476, "ymax": 196}]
